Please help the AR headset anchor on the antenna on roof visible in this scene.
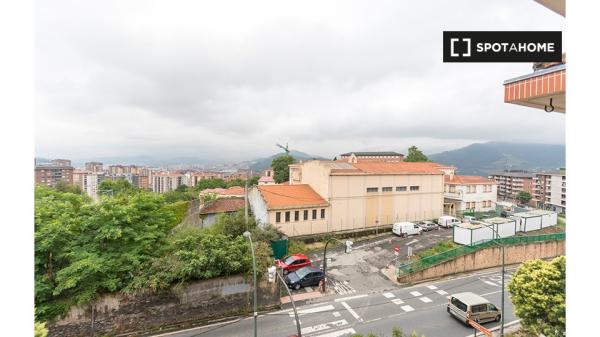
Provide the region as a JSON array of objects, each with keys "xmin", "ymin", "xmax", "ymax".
[{"xmin": 276, "ymin": 143, "xmax": 290, "ymax": 155}]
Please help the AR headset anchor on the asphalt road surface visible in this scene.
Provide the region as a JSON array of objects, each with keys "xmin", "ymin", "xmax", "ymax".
[{"xmin": 153, "ymin": 267, "xmax": 518, "ymax": 337}]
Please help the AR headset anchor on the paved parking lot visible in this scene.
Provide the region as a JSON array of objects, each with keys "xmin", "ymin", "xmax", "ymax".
[{"xmin": 291, "ymin": 227, "xmax": 454, "ymax": 295}]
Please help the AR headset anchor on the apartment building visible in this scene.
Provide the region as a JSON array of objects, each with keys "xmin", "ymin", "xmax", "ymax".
[
  {"xmin": 186, "ymin": 171, "xmax": 225, "ymax": 187},
  {"xmin": 249, "ymin": 160, "xmax": 444, "ymax": 237},
  {"xmin": 489, "ymin": 170, "xmax": 534, "ymax": 203},
  {"xmin": 443, "ymin": 170, "xmax": 497, "ymax": 216},
  {"xmin": 533, "ymin": 170, "xmax": 566, "ymax": 213},
  {"xmin": 82, "ymin": 173, "xmax": 106, "ymax": 200},
  {"xmin": 51, "ymin": 159, "xmax": 72, "ymax": 167},
  {"xmin": 35, "ymin": 165, "xmax": 74, "ymax": 187},
  {"xmin": 85, "ymin": 162, "xmax": 104, "ymax": 173},
  {"xmin": 152, "ymin": 172, "xmax": 185, "ymax": 193}
]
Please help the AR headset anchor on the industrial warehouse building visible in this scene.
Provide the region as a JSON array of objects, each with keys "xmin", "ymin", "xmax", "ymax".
[{"xmin": 249, "ymin": 158, "xmax": 445, "ymax": 237}]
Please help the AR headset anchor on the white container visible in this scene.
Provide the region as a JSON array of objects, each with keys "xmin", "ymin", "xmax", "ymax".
[{"xmin": 453, "ymin": 222, "xmax": 495, "ymax": 246}]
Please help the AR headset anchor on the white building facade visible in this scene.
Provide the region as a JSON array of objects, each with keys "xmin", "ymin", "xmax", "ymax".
[{"xmin": 443, "ymin": 172, "xmax": 497, "ymax": 215}]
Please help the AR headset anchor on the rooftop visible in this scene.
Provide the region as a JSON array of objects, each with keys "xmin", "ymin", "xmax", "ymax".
[
  {"xmin": 257, "ymin": 184, "xmax": 328, "ymax": 209},
  {"xmin": 445, "ymin": 175, "xmax": 495, "ymax": 185},
  {"xmin": 200, "ymin": 198, "xmax": 245, "ymax": 215},
  {"xmin": 200, "ymin": 186, "xmax": 245, "ymax": 196},
  {"xmin": 339, "ymin": 151, "xmax": 404, "ymax": 157},
  {"xmin": 336, "ymin": 161, "xmax": 444, "ymax": 175}
]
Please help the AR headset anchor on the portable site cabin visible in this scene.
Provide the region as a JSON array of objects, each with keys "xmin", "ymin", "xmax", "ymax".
[
  {"xmin": 481, "ymin": 217, "xmax": 518, "ymax": 238},
  {"xmin": 453, "ymin": 222, "xmax": 495, "ymax": 246},
  {"xmin": 511, "ymin": 210, "xmax": 557, "ymax": 232}
]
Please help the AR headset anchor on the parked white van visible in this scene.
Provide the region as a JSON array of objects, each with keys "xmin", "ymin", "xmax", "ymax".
[
  {"xmin": 447, "ymin": 292, "xmax": 501, "ymax": 325},
  {"xmin": 438, "ymin": 216, "xmax": 461, "ymax": 228},
  {"xmin": 392, "ymin": 222, "xmax": 422, "ymax": 237}
]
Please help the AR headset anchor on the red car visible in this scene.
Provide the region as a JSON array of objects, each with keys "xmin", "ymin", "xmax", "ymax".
[{"xmin": 275, "ymin": 254, "xmax": 312, "ymax": 274}]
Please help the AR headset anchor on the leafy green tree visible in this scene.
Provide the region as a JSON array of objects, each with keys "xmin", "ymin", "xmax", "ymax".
[
  {"xmin": 272, "ymin": 155, "xmax": 295, "ymax": 183},
  {"xmin": 34, "ymin": 321, "xmax": 48, "ymax": 337},
  {"xmin": 192, "ymin": 178, "xmax": 227, "ymax": 192},
  {"xmin": 516, "ymin": 191, "xmax": 533, "ymax": 205},
  {"xmin": 246, "ymin": 176, "xmax": 260, "ymax": 186},
  {"xmin": 54, "ymin": 180, "xmax": 82, "ymax": 194},
  {"xmin": 35, "ymin": 187, "xmax": 178, "ymax": 321},
  {"xmin": 508, "ymin": 256, "xmax": 565, "ymax": 337},
  {"xmin": 404, "ymin": 146, "xmax": 429, "ymax": 162},
  {"xmin": 210, "ymin": 210, "xmax": 256, "ymax": 238},
  {"xmin": 97, "ymin": 179, "xmax": 139, "ymax": 196}
]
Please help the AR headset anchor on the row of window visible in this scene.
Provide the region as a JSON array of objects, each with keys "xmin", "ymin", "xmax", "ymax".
[
  {"xmin": 275, "ymin": 208, "xmax": 326, "ymax": 223},
  {"xmin": 464, "ymin": 200, "xmax": 494, "ymax": 208},
  {"xmin": 366, "ymin": 186, "xmax": 420, "ymax": 193}
]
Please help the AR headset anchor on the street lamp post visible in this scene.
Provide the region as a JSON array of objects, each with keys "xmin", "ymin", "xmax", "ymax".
[
  {"xmin": 269, "ymin": 266, "xmax": 302, "ymax": 337},
  {"xmin": 321, "ymin": 237, "xmax": 353, "ymax": 293},
  {"xmin": 475, "ymin": 222, "xmax": 505, "ymax": 337},
  {"xmin": 243, "ymin": 231, "xmax": 258, "ymax": 337}
]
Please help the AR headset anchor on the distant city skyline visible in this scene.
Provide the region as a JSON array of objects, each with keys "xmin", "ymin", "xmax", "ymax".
[{"xmin": 36, "ymin": 1, "xmax": 565, "ymax": 162}]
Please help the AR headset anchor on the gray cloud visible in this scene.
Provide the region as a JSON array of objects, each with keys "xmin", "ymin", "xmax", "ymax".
[{"xmin": 35, "ymin": 0, "xmax": 565, "ymax": 162}]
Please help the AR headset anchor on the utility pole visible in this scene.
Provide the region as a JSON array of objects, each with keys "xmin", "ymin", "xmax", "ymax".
[{"xmin": 243, "ymin": 231, "xmax": 257, "ymax": 337}]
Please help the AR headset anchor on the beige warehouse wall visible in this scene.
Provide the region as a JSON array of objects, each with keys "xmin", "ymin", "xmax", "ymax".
[
  {"xmin": 330, "ymin": 174, "xmax": 444, "ymax": 228},
  {"xmin": 296, "ymin": 161, "xmax": 331, "ymax": 199},
  {"xmin": 267, "ymin": 208, "xmax": 329, "ymax": 236}
]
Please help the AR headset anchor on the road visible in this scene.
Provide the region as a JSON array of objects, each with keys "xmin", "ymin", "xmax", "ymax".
[{"xmin": 152, "ymin": 267, "xmax": 518, "ymax": 337}]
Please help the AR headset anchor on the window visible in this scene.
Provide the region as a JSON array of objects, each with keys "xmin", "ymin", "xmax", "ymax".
[
  {"xmin": 312, "ymin": 209, "xmax": 317, "ymax": 220},
  {"xmin": 366, "ymin": 187, "xmax": 378, "ymax": 193},
  {"xmin": 410, "ymin": 186, "xmax": 419, "ymax": 191},
  {"xmin": 450, "ymin": 297, "xmax": 467, "ymax": 312},
  {"xmin": 304, "ymin": 210, "xmax": 308, "ymax": 220},
  {"xmin": 276, "ymin": 212, "xmax": 281, "ymax": 223},
  {"xmin": 396, "ymin": 186, "xmax": 407, "ymax": 192},
  {"xmin": 285, "ymin": 211, "xmax": 290, "ymax": 222},
  {"xmin": 382, "ymin": 187, "xmax": 392, "ymax": 192},
  {"xmin": 294, "ymin": 211, "xmax": 299, "ymax": 221},
  {"xmin": 449, "ymin": 185, "xmax": 456, "ymax": 193},
  {"xmin": 321, "ymin": 209, "xmax": 325, "ymax": 219}
]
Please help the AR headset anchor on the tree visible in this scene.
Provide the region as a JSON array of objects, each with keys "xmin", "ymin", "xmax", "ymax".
[
  {"xmin": 54, "ymin": 180, "xmax": 82, "ymax": 194},
  {"xmin": 272, "ymin": 155, "xmax": 295, "ymax": 183},
  {"xmin": 246, "ymin": 176, "xmax": 260, "ymax": 186},
  {"xmin": 516, "ymin": 191, "xmax": 533, "ymax": 205},
  {"xmin": 508, "ymin": 256, "xmax": 565, "ymax": 337},
  {"xmin": 404, "ymin": 146, "xmax": 429, "ymax": 162},
  {"xmin": 97, "ymin": 179, "xmax": 139, "ymax": 196}
]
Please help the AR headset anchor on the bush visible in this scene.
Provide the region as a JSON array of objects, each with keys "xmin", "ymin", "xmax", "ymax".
[{"xmin": 34, "ymin": 321, "xmax": 48, "ymax": 337}]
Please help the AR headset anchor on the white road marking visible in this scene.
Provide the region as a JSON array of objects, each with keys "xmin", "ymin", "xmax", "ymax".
[
  {"xmin": 313, "ymin": 327, "xmax": 356, "ymax": 337},
  {"xmin": 436, "ymin": 290, "xmax": 448, "ymax": 295},
  {"xmin": 406, "ymin": 239, "xmax": 419, "ymax": 246},
  {"xmin": 401, "ymin": 305, "xmax": 415, "ymax": 312},
  {"xmin": 426, "ymin": 285, "xmax": 438, "ymax": 290},
  {"xmin": 392, "ymin": 298, "xmax": 405, "ymax": 305},
  {"xmin": 340, "ymin": 301, "xmax": 363, "ymax": 322},
  {"xmin": 305, "ymin": 286, "xmax": 313, "ymax": 292},
  {"xmin": 293, "ymin": 304, "xmax": 335, "ymax": 316},
  {"xmin": 382, "ymin": 292, "xmax": 396, "ymax": 298},
  {"xmin": 484, "ymin": 280, "xmax": 500, "ymax": 287},
  {"xmin": 332, "ymin": 311, "xmax": 341, "ymax": 317},
  {"xmin": 301, "ymin": 319, "xmax": 348, "ymax": 334},
  {"xmin": 410, "ymin": 291, "xmax": 422, "ymax": 297},
  {"xmin": 334, "ymin": 294, "xmax": 367, "ymax": 302},
  {"xmin": 419, "ymin": 296, "xmax": 432, "ymax": 303},
  {"xmin": 480, "ymin": 290, "xmax": 503, "ymax": 296}
]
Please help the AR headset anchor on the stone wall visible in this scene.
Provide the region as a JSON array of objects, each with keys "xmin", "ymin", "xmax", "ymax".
[
  {"xmin": 48, "ymin": 274, "xmax": 279, "ymax": 337},
  {"xmin": 179, "ymin": 198, "xmax": 202, "ymax": 227},
  {"xmin": 398, "ymin": 239, "xmax": 565, "ymax": 284}
]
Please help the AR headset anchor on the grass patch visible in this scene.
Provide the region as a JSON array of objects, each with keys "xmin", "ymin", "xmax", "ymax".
[{"xmin": 415, "ymin": 240, "xmax": 458, "ymax": 259}]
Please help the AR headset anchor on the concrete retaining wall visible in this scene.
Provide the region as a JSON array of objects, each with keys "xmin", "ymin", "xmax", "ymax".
[
  {"xmin": 48, "ymin": 274, "xmax": 279, "ymax": 337},
  {"xmin": 398, "ymin": 239, "xmax": 565, "ymax": 284}
]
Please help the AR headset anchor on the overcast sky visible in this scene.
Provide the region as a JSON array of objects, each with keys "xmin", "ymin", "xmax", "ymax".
[{"xmin": 35, "ymin": 0, "xmax": 565, "ymax": 163}]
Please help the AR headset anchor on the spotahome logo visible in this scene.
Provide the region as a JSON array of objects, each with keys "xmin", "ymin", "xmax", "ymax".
[{"xmin": 443, "ymin": 31, "xmax": 562, "ymax": 62}]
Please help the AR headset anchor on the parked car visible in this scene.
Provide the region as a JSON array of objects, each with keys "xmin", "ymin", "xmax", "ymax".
[
  {"xmin": 392, "ymin": 222, "xmax": 422, "ymax": 237},
  {"xmin": 275, "ymin": 254, "xmax": 312, "ymax": 275},
  {"xmin": 447, "ymin": 292, "xmax": 501, "ymax": 325},
  {"xmin": 463, "ymin": 216, "xmax": 476, "ymax": 223},
  {"xmin": 438, "ymin": 216, "xmax": 461, "ymax": 228},
  {"xmin": 285, "ymin": 266, "xmax": 325, "ymax": 290},
  {"xmin": 417, "ymin": 221, "xmax": 439, "ymax": 231}
]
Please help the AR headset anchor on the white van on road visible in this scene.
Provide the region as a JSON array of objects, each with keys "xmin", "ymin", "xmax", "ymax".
[
  {"xmin": 392, "ymin": 222, "xmax": 422, "ymax": 237},
  {"xmin": 438, "ymin": 216, "xmax": 461, "ymax": 228}
]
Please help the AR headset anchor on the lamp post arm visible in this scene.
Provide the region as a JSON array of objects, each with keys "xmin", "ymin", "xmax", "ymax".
[{"xmin": 277, "ymin": 271, "xmax": 301, "ymax": 337}]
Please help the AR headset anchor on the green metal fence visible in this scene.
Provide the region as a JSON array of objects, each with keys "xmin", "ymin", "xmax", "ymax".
[{"xmin": 397, "ymin": 232, "xmax": 565, "ymax": 277}]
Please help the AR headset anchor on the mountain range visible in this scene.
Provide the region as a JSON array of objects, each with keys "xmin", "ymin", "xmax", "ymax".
[
  {"xmin": 428, "ymin": 142, "xmax": 565, "ymax": 176},
  {"xmin": 36, "ymin": 142, "xmax": 565, "ymax": 176}
]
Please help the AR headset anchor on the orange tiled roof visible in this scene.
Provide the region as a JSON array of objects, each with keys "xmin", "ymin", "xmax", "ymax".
[
  {"xmin": 200, "ymin": 198, "xmax": 245, "ymax": 214},
  {"xmin": 342, "ymin": 162, "xmax": 444, "ymax": 175},
  {"xmin": 258, "ymin": 184, "xmax": 328, "ymax": 209},
  {"xmin": 445, "ymin": 175, "xmax": 495, "ymax": 185},
  {"xmin": 200, "ymin": 186, "xmax": 245, "ymax": 196}
]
